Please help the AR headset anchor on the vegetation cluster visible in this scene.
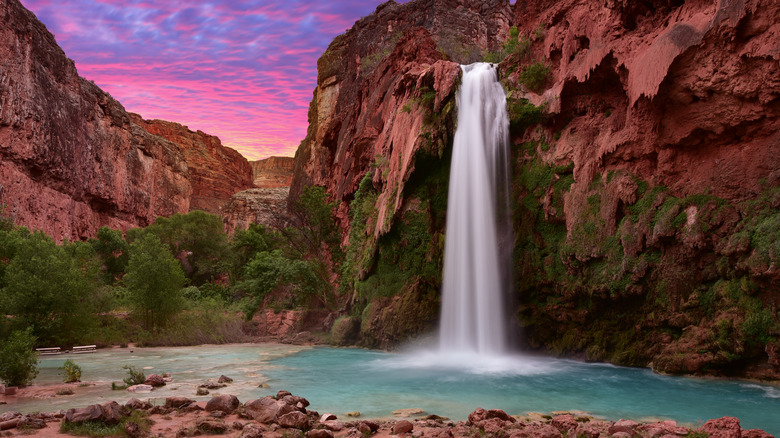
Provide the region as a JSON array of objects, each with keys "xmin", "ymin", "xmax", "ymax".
[{"xmin": 0, "ymin": 187, "xmax": 341, "ymax": 386}]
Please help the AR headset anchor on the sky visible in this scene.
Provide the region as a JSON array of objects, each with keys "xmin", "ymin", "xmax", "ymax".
[{"xmin": 19, "ymin": 0, "xmax": 408, "ymax": 161}]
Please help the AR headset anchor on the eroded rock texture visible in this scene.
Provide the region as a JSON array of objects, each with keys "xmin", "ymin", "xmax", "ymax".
[
  {"xmin": 292, "ymin": 0, "xmax": 780, "ymax": 373},
  {"xmin": 131, "ymin": 114, "xmax": 253, "ymax": 215},
  {"xmin": 250, "ymin": 156, "xmax": 294, "ymax": 188},
  {"xmin": 505, "ymin": 0, "xmax": 780, "ymax": 377},
  {"xmin": 0, "ymin": 0, "xmax": 192, "ymax": 241},
  {"xmin": 290, "ymin": 0, "xmax": 513, "ymax": 229}
]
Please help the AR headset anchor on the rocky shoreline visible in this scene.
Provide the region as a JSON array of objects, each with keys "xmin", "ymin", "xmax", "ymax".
[{"xmin": 0, "ymin": 389, "xmax": 774, "ymax": 438}]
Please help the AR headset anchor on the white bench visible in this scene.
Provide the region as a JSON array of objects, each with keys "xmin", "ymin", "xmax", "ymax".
[
  {"xmin": 35, "ymin": 347, "xmax": 62, "ymax": 355},
  {"xmin": 72, "ymin": 345, "xmax": 96, "ymax": 354}
]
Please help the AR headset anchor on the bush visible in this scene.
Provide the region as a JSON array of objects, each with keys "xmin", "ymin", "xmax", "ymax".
[
  {"xmin": 331, "ymin": 316, "xmax": 361, "ymax": 345},
  {"xmin": 60, "ymin": 359, "xmax": 82, "ymax": 383},
  {"xmin": 519, "ymin": 61, "xmax": 551, "ymax": 92},
  {"xmin": 0, "ymin": 328, "xmax": 40, "ymax": 387},
  {"xmin": 122, "ymin": 365, "xmax": 145, "ymax": 386}
]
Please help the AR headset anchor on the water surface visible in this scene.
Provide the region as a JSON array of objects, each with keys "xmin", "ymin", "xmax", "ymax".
[{"xmin": 2, "ymin": 345, "xmax": 778, "ymax": 435}]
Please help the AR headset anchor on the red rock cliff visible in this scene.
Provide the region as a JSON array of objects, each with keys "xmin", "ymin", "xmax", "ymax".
[
  {"xmin": 250, "ymin": 156, "xmax": 294, "ymax": 188},
  {"xmin": 131, "ymin": 114, "xmax": 253, "ymax": 215},
  {"xmin": 292, "ymin": 0, "xmax": 780, "ymax": 372},
  {"xmin": 0, "ymin": 0, "xmax": 191, "ymax": 241},
  {"xmin": 290, "ymin": 0, "xmax": 512, "ymax": 234}
]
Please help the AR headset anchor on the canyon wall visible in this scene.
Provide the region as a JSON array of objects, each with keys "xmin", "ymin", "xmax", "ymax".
[
  {"xmin": 131, "ymin": 114, "xmax": 253, "ymax": 215},
  {"xmin": 250, "ymin": 156, "xmax": 294, "ymax": 188},
  {"xmin": 290, "ymin": 0, "xmax": 518, "ymax": 348},
  {"xmin": 292, "ymin": 0, "xmax": 780, "ymax": 376},
  {"xmin": 0, "ymin": 0, "xmax": 192, "ymax": 241},
  {"xmin": 221, "ymin": 157, "xmax": 295, "ymax": 234},
  {"xmin": 0, "ymin": 0, "xmax": 254, "ymax": 239}
]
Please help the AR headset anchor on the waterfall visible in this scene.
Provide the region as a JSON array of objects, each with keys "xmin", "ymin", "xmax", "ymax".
[{"xmin": 439, "ymin": 62, "xmax": 512, "ymax": 356}]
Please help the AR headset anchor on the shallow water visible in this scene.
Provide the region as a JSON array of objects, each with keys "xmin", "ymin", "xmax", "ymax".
[{"xmin": 2, "ymin": 345, "xmax": 779, "ymax": 435}]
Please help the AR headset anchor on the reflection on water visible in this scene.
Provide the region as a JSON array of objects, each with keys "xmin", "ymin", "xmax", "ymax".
[{"xmin": 2, "ymin": 345, "xmax": 779, "ymax": 435}]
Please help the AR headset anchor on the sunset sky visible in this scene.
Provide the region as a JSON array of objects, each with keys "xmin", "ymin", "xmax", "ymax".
[{"xmin": 20, "ymin": 0, "xmax": 408, "ymax": 161}]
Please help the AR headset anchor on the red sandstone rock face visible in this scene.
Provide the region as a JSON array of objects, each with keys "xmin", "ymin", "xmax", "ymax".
[
  {"xmin": 250, "ymin": 156, "xmax": 294, "ymax": 188},
  {"xmin": 290, "ymin": 0, "xmax": 508, "ymax": 238},
  {"xmin": 131, "ymin": 114, "xmax": 253, "ymax": 215},
  {"xmin": 0, "ymin": 0, "xmax": 194, "ymax": 240},
  {"xmin": 506, "ymin": 0, "xmax": 779, "ymax": 213},
  {"xmin": 221, "ymin": 187, "xmax": 289, "ymax": 234}
]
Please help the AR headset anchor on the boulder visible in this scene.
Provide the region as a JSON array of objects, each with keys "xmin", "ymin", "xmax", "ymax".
[
  {"xmin": 743, "ymin": 430, "xmax": 773, "ymax": 438},
  {"xmin": 393, "ymin": 420, "xmax": 414, "ymax": 435},
  {"xmin": 0, "ymin": 412, "xmax": 21, "ymax": 423},
  {"xmin": 240, "ymin": 424, "xmax": 267, "ymax": 438},
  {"xmin": 306, "ymin": 430, "xmax": 334, "ymax": 438},
  {"xmin": 699, "ymin": 417, "xmax": 742, "ymax": 438},
  {"xmin": 552, "ymin": 414, "xmax": 579, "ymax": 434},
  {"xmin": 487, "ymin": 409, "xmax": 515, "ymax": 423},
  {"xmin": 125, "ymin": 398, "xmax": 152, "ymax": 410},
  {"xmin": 144, "ymin": 374, "xmax": 166, "ymax": 387},
  {"xmin": 609, "ymin": 419, "xmax": 640, "ymax": 435},
  {"xmin": 17, "ymin": 416, "xmax": 46, "ymax": 430},
  {"xmin": 165, "ymin": 397, "xmax": 195, "ymax": 409},
  {"xmin": 218, "ymin": 375, "xmax": 234, "ymax": 384},
  {"xmin": 321, "ymin": 420, "xmax": 344, "ymax": 431},
  {"xmin": 278, "ymin": 411, "xmax": 311, "ymax": 430},
  {"xmin": 358, "ymin": 422, "xmax": 373, "ymax": 436},
  {"xmin": 362, "ymin": 420, "xmax": 380, "ymax": 432},
  {"xmin": 196, "ymin": 418, "xmax": 228, "ymax": 434},
  {"xmin": 64, "ymin": 402, "xmax": 124, "ymax": 425},
  {"xmin": 206, "ymin": 394, "xmax": 240, "ymax": 414},
  {"xmin": 126, "ymin": 384, "xmax": 154, "ymax": 393},
  {"xmin": 245, "ymin": 396, "xmax": 283, "ymax": 423},
  {"xmin": 320, "ymin": 413, "xmax": 337, "ymax": 422}
]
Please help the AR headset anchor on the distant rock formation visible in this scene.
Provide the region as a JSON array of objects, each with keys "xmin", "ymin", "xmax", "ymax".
[
  {"xmin": 221, "ymin": 187, "xmax": 289, "ymax": 234},
  {"xmin": 131, "ymin": 114, "xmax": 253, "ymax": 215},
  {"xmin": 250, "ymin": 156, "xmax": 294, "ymax": 188},
  {"xmin": 0, "ymin": 0, "xmax": 191, "ymax": 240}
]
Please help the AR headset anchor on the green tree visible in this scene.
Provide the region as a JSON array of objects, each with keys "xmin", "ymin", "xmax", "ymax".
[
  {"xmin": 124, "ymin": 233, "xmax": 185, "ymax": 329},
  {"xmin": 0, "ymin": 328, "xmax": 39, "ymax": 387},
  {"xmin": 1, "ymin": 231, "xmax": 96, "ymax": 344},
  {"xmin": 130, "ymin": 211, "xmax": 230, "ymax": 285},
  {"xmin": 238, "ymin": 250, "xmax": 321, "ymax": 317},
  {"xmin": 229, "ymin": 223, "xmax": 282, "ymax": 280},
  {"xmin": 90, "ymin": 226, "xmax": 130, "ymax": 284}
]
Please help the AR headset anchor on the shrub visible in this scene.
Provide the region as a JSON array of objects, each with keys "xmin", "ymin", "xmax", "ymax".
[
  {"xmin": 0, "ymin": 328, "xmax": 39, "ymax": 387},
  {"xmin": 122, "ymin": 365, "xmax": 145, "ymax": 386},
  {"xmin": 60, "ymin": 359, "xmax": 82, "ymax": 383},
  {"xmin": 519, "ymin": 61, "xmax": 551, "ymax": 92}
]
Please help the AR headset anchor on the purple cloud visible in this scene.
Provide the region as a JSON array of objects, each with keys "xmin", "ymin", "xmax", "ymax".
[{"xmin": 19, "ymin": 0, "xmax": 409, "ymax": 160}]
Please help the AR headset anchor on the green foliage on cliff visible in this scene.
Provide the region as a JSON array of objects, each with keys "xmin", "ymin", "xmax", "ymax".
[
  {"xmin": 519, "ymin": 62, "xmax": 551, "ymax": 92},
  {"xmin": 513, "ymin": 148, "xmax": 780, "ymax": 372},
  {"xmin": 483, "ymin": 26, "xmax": 531, "ymax": 63}
]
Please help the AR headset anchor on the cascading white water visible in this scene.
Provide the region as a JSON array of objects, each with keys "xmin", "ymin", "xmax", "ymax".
[{"xmin": 439, "ymin": 62, "xmax": 512, "ymax": 356}]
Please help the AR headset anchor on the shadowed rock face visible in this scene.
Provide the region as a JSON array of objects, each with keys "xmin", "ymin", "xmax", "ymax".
[
  {"xmin": 131, "ymin": 114, "xmax": 253, "ymax": 215},
  {"xmin": 0, "ymin": 0, "xmax": 191, "ymax": 241}
]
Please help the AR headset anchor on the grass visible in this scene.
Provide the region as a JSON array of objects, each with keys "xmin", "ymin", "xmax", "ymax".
[{"xmin": 60, "ymin": 411, "xmax": 151, "ymax": 437}]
